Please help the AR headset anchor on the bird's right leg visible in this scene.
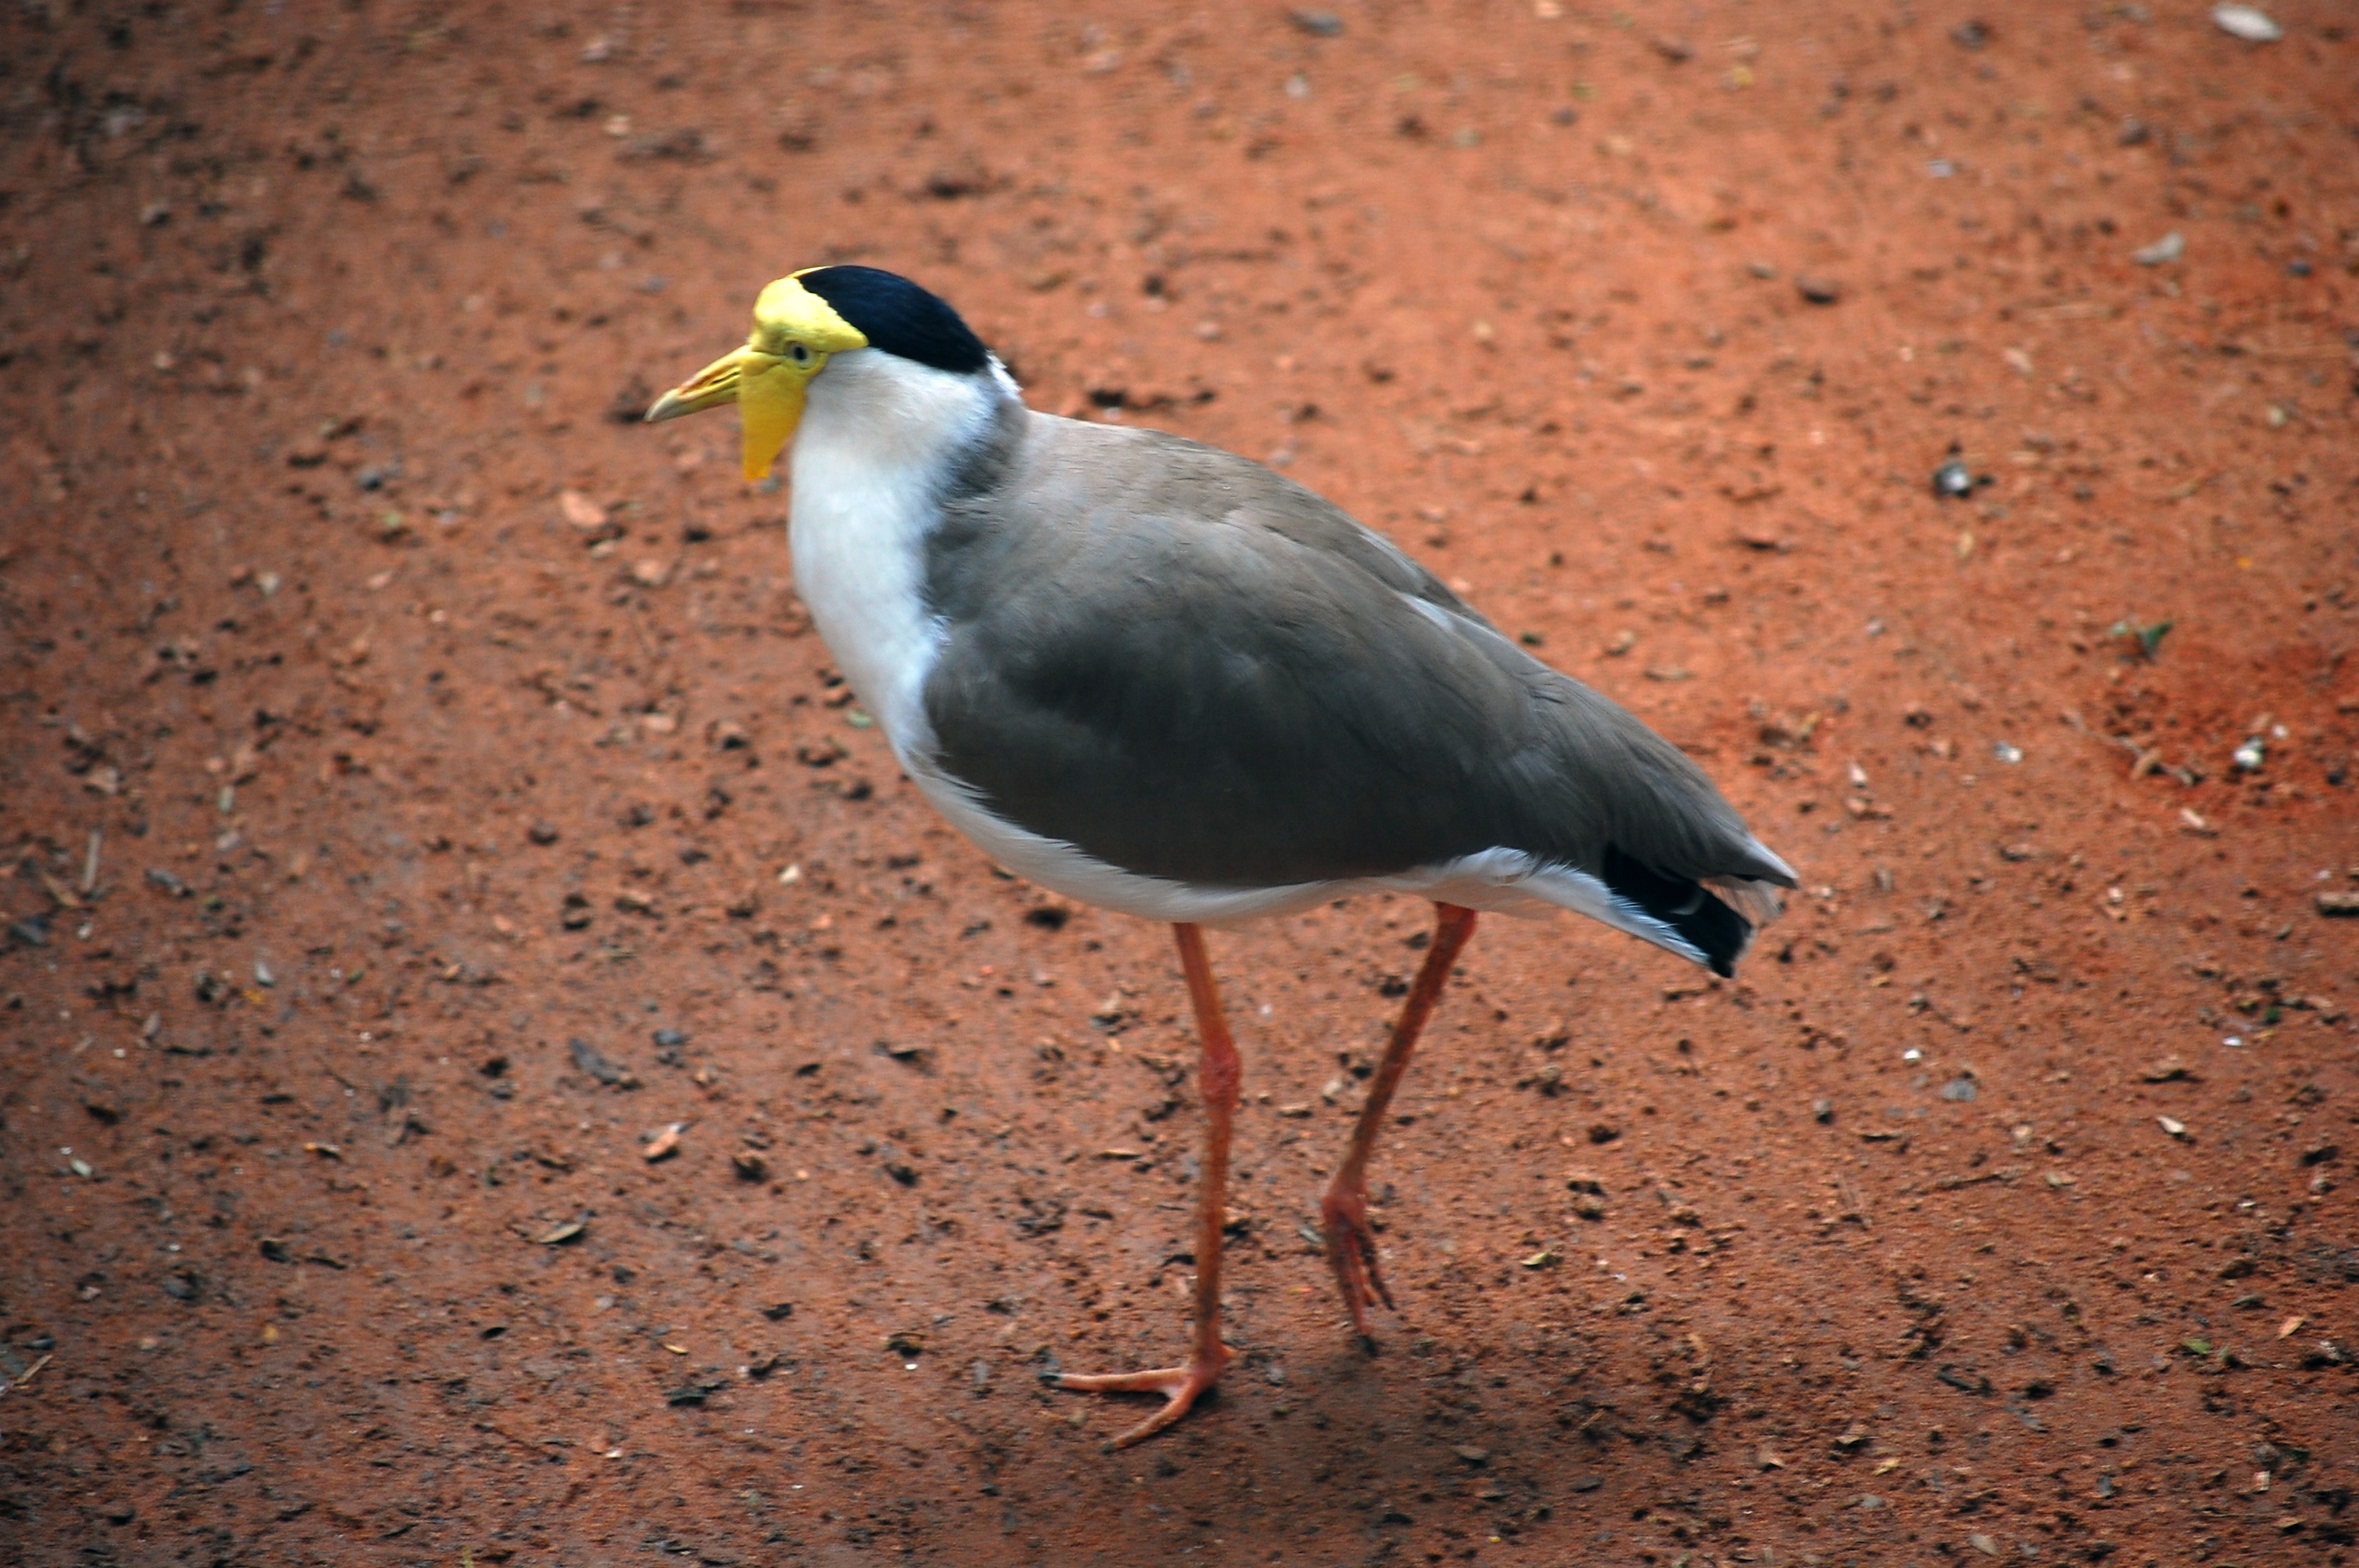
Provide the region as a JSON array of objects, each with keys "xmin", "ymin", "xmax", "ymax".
[
  {"xmin": 1052, "ymin": 922, "xmax": 1239, "ymax": 1447},
  {"xmin": 1321, "ymin": 901, "xmax": 1478, "ymax": 1344}
]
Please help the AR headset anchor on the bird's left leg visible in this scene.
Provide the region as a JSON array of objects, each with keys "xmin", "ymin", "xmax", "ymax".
[
  {"xmin": 1052, "ymin": 922, "xmax": 1239, "ymax": 1447},
  {"xmin": 1320, "ymin": 901, "xmax": 1478, "ymax": 1343}
]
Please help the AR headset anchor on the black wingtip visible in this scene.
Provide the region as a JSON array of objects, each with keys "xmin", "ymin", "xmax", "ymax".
[{"xmin": 1600, "ymin": 844, "xmax": 1755, "ymax": 977}]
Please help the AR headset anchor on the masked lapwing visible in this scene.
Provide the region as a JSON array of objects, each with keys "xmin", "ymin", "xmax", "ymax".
[{"xmin": 647, "ymin": 265, "xmax": 1796, "ymax": 1448}]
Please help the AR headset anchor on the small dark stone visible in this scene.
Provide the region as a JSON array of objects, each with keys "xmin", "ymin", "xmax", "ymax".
[
  {"xmin": 161, "ymin": 1272, "xmax": 198, "ymax": 1301},
  {"xmin": 761, "ymin": 1301, "xmax": 795, "ymax": 1321},
  {"xmin": 259, "ymin": 1238, "xmax": 293, "ymax": 1263},
  {"xmin": 1289, "ymin": 9, "xmax": 1344, "ymax": 37},
  {"xmin": 527, "ymin": 822, "xmax": 559, "ymax": 844},
  {"xmin": 1587, "ymin": 1122, "xmax": 1621, "ymax": 1145},
  {"xmin": 2288, "ymin": 258, "xmax": 2312, "ymax": 278},
  {"xmin": 1812, "ymin": 1098, "xmax": 1835, "ymax": 1123},
  {"xmin": 569, "ymin": 1036, "xmax": 636, "ymax": 1087},
  {"xmin": 1795, "ymin": 275, "xmax": 1842, "ymax": 305},
  {"xmin": 1950, "ymin": 20, "xmax": 1990, "ymax": 49}
]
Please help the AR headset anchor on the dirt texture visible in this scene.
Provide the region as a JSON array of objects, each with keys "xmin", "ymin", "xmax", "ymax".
[{"xmin": 4, "ymin": 2, "xmax": 2357, "ymax": 1564}]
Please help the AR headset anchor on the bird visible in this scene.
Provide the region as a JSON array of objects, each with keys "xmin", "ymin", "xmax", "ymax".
[{"xmin": 646, "ymin": 264, "xmax": 1795, "ymax": 1448}]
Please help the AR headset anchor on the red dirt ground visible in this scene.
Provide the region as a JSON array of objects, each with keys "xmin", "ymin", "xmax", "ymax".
[{"xmin": 4, "ymin": 2, "xmax": 2355, "ymax": 1564}]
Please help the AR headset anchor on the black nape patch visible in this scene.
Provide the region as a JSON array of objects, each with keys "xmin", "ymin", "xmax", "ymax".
[
  {"xmin": 1599, "ymin": 844, "xmax": 1753, "ymax": 978},
  {"xmin": 797, "ymin": 265, "xmax": 990, "ymax": 376}
]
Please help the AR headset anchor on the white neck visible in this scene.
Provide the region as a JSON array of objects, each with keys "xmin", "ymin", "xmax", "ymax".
[{"xmin": 786, "ymin": 350, "xmax": 1015, "ymax": 759}]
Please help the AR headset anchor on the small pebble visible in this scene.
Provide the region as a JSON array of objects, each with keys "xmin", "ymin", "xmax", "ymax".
[
  {"xmin": 1932, "ymin": 459, "xmax": 1974, "ymax": 499},
  {"xmin": 2211, "ymin": 4, "xmax": 2282, "ymax": 43},
  {"xmin": 1794, "ymin": 275, "xmax": 1842, "ymax": 305},
  {"xmin": 2132, "ymin": 230, "xmax": 2185, "ymax": 267},
  {"xmin": 1812, "ymin": 1098, "xmax": 1834, "ymax": 1124}
]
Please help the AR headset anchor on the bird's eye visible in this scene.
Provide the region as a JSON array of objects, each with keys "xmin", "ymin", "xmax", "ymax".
[{"xmin": 787, "ymin": 343, "xmax": 811, "ymax": 365}]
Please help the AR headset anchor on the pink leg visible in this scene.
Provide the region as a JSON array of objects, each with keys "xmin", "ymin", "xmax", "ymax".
[
  {"xmin": 1321, "ymin": 902, "xmax": 1478, "ymax": 1344},
  {"xmin": 1054, "ymin": 922, "xmax": 1240, "ymax": 1447}
]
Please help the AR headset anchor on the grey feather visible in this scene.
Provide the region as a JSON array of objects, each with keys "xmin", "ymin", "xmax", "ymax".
[{"xmin": 918, "ymin": 405, "xmax": 1794, "ymax": 901}]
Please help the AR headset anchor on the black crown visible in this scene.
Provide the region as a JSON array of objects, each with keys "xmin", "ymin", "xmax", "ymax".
[{"xmin": 797, "ymin": 266, "xmax": 989, "ymax": 376}]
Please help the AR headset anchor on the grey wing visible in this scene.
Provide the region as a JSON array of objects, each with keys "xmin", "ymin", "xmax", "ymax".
[{"xmin": 919, "ymin": 419, "xmax": 1789, "ymax": 898}]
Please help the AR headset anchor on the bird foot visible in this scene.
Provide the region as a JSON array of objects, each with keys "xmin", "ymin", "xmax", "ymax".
[
  {"xmin": 1319, "ymin": 1178, "xmax": 1394, "ymax": 1341},
  {"xmin": 1052, "ymin": 1341, "xmax": 1235, "ymax": 1449}
]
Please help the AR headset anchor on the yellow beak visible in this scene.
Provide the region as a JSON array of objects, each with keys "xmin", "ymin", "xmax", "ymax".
[{"xmin": 643, "ymin": 344, "xmax": 810, "ymax": 482}]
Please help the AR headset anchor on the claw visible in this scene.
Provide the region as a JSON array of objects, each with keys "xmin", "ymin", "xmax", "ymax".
[
  {"xmin": 1320, "ymin": 1181, "xmax": 1393, "ymax": 1340},
  {"xmin": 1055, "ymin": 1343, "xmax": 1234, "ymax": 1449}
]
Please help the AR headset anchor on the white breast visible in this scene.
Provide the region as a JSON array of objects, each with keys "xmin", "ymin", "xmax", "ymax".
[{"xmin": 787, "ymin": 351, "xmax": 1002, "ymax": 761}]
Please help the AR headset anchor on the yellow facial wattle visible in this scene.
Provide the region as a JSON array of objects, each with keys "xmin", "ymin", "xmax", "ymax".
[
  {"xmin": 732, "ymin": 351, "xmax": 807, "ymax": 481},
  {"xmin": 642, "ymin": 268, "xmax": 871, "ymax": 481}
]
